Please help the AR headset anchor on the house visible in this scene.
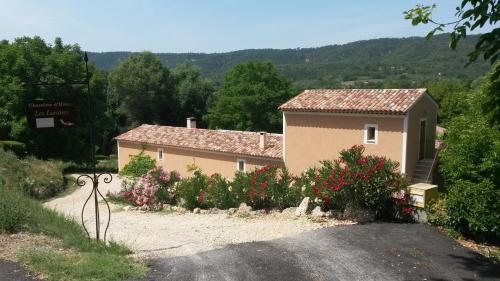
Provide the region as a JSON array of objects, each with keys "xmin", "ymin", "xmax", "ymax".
[{"xmin": 116, "ymin": 89, "xmax": 437, "ymax": 182}]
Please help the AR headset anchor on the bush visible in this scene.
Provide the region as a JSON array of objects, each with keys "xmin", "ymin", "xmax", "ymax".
[
  {"xmin": 246, "ymin": 165, "xmax": 301, "ymax": 209},
  {"xmin": 299, "ymin": 145, "xmax": 412, "ymax": 221},
  {"xmin": 446, "ymin": 180, "xmax": 500, "ymax": 242},
  {"xmin": 0, "ymin": 149, "xmax": 65, "ymax": 200},
  {"xmin": 23, "ymin": 157, "xmax": 65, "ymax": 200},
  {"xmin": 439, "ymin": 115, "xmax": 500, "ymax": 187},
  {"xmin": 198, "ymin": 173, "xmax": 235, "ymax": 209},
  {"xmin": 0, "ymin": 141, "xmax": 27, "ymax": 157},
  {"xmin": 120, "ymin": 167, "xmax": 181, "ymax": 208},
  {"xmin": 176, "ymin": 170, "xmax": 209, "ymax": 210},
  {"xmin": 120, "ymin": 151, "xmax": 156, "ymax": 177}
]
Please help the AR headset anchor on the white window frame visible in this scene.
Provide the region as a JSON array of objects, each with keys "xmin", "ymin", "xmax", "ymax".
[
  {"xmin": 236, "ymin": 159, "xmax": 246, "ymax": 172},
  {"xmin": 157, "ymin": 148, "xmax": 164, "ymax": 161},
  {"xmin": 364, "ymin": 124, "xmax": 378, "ymax": 145}
]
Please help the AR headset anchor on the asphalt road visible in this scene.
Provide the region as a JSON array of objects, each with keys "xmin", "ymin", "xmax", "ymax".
[
  {"xmin": 137, "ymin": 223, "xmax": 500, "ymax": 281},
  {"xmin": 0, "ymin": 260, "xmax": 38, "ymax": 281}
]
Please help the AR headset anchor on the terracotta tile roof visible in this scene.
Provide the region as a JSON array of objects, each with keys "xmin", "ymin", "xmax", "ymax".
[
  {"xmin": 279, "ymin": 89, "xmax": 428, "ymax": 114},
  {"xmin": 115, "ymin": 124, "xmax": 283, "ymax": 160}
]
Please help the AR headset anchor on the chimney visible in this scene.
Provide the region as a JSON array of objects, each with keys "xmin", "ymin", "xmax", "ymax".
[
  {"xmin": 187, "ymin": 117, "xmax": 196, "ymax": 129},
  {"xmin": 259, "ymin": 132, "xmax": 267, "ymax": 149}
]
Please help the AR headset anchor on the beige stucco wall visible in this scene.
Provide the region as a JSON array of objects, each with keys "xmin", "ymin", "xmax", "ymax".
[
  {"xmin": 405, "ymin": 94, "xmax": 438, "ymax": 179},
  {"xmin": 284, "ymin": 112, "xmax": 404, "ymax": 175},
  {"xmin": 117, "ymin": 141, "xmax": 282, "ymax": 178}
]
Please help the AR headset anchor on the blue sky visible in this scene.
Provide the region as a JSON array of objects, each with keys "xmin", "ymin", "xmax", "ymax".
[{"xmin": 0, "ymin": 0, "xmax": 490, "ymax": 53}]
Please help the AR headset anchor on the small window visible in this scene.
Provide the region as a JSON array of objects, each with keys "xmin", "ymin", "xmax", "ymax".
[
  {"xmin": 157, "ymin": 148, "xmax": 164, "ymax": 161},
  {"xmin": 364, "ymin": 124, "xmax": 378, "ymax": 144},
  {"xmin": 237, "ymin": 159, "xmax": 245, "ymax": 172}
]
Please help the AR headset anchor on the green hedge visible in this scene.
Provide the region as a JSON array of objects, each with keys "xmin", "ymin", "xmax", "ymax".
[{"xmin": 447, "ymin": 180, "xmax": 500, "ymax": 242}]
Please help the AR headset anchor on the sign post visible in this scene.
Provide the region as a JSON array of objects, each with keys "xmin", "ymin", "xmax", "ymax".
[{"xmin": 23, "ymin": 52, "xmax": 111, "ymax": 243}]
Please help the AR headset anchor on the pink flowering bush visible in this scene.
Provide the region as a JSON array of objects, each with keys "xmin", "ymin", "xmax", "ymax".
[{"xmin": 123, "ymin": 167, "xmax": 181, "ymax": 208}]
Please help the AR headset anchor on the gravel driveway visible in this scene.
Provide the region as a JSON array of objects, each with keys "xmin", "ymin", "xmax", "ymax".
[{"xmin": 44, "ymin": 174, "xmax": 346, "ymax": 258}]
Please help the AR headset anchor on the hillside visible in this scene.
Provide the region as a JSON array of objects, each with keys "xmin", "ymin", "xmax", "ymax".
[{"xmin": 88, "ymin": 34, "xmax": 490, "ymax": 88}]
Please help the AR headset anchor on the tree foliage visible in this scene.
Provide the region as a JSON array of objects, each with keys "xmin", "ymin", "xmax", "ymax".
[
  {"xmin": 204, "ymin": 61, "xmax": 294, "ymax": 132},
  {"xmin": 108, "ymin": 52, "xmax": 177, "ymax": 129},
  {"xmin": 405, "ymin": 1, "xmax": 499, "ymax": 64},
  {"xmin": 172, "ymin": 62, "xmax": 215, "ymax": 126},
  {"xmin": 0, "ymin": 37, "xmax": 111, "ymax": 160}
]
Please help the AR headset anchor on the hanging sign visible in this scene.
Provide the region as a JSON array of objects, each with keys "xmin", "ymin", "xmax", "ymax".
[{"xmin": 26, "ymin": 101, "xmax": 75, "ymax": 129}]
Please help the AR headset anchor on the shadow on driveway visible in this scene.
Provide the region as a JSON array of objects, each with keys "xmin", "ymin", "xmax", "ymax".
[{"xmin": 137, "ymin": 223, "xmax": 500, "ymax": 281}]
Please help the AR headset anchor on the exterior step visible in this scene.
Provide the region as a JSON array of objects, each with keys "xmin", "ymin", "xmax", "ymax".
[{"xmin": 412, "ymin": 158, "xmax": 435, "ymax": 184}]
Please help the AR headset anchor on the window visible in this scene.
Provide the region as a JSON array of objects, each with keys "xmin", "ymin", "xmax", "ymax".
[
  {"xmin": 157, "ymin": 148, "xmax": 164, "ymax": 161},
  {"xmin": 237, "ymin": 159, "xmax": 245, "ymax": 172},
  {"xmin": 364, "ymin": 124, "xmax": 378, "ymax": 144}
]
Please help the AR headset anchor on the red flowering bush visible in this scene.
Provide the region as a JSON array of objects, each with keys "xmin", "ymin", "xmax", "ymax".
[
  {"xmin": 245, "ymin": 165, "xmax": 301, "ymax": 209},
  {"xmin": 299, "ymin": 145, "xmax": 412, "ymax": 221},
  {"xmin": 197, "ymin": 173, "xmax": 235, "ymax": 209},
  {"xmin": 176, "ymin": 170, "xmax": 209, "ymax": 210}
]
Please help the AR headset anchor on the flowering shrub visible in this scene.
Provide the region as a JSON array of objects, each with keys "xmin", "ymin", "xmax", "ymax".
[
  {"xmin": 299, "ymin": 145, "xmax": 412, "ymax": 221},
  {"xmin": 112, "ymin": 145, "xmax": 412, "ymax": 222},
  {"xmin": 198, "ymin": 173, "xmax": 236, "ymax": 209},
  {"xmin": 246, "ymin": 165, "xmax": 301, "ymax": 209},
  {"xmin": 176, "ymin": 170, "xmax": 209, "ymax": 210},
  {"xmin": 122, "ymin": 167, "xmax": 181, "ymax": 208}
]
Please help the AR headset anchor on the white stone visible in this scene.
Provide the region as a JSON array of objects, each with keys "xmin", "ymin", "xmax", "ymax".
[
  {"xmin": 311, "ymin": 206, "xmax": 326, "ymax": 217},
  {"xmin": 123, "ymin": 205, "xmax": 131, "ymax": 211},
  {"xmin": 238, "ymin": 203, "xmax": 252, "ymax": 213},
  {"xmin": 295, "ymin": 197, "xmax": 311, "ymax": 217},
  {"xmin": 193, "ymin": 208, "xmax": 201, "ymax": 214}
]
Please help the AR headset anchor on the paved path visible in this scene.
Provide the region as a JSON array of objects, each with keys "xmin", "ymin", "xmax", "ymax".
[
  {"xmin": 137, "ymin": 223, "xmax": 500, "ymax": 281},
  {"xmin": 0, "ymin": 260, "xmax": 38, "ymax": 281}
]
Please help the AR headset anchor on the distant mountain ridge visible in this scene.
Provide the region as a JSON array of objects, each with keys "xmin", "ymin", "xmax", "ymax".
[{"xmin": 88, "ymin": 34, "xmax": 490, "ymax": 88}]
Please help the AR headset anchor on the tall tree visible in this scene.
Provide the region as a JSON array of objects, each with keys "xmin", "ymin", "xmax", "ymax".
[
  {"xmin": 172, "ymin": 62, "xmax": 215, "ymax": 127},
  {"xmin": 108, "ymin": 52, "xmax": 177, "ymax": 130},
  {"xmin": 0, "ymin": 37, "xmax": 110, "ymax": 160},
  {"xmin": 204, "ymin": 61, "xmax": 294, "ymax": 132}
]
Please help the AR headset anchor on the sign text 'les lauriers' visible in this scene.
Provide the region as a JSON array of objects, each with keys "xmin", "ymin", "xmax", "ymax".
[{"xmin": 26, "ymin": 101, "xmax": 75, "ymax": 129}]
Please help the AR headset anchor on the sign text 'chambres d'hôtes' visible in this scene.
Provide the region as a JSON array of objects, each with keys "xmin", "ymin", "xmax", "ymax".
[{"xmin": 26, "ymin": 101, "xmax": 75, "ymax": 129}]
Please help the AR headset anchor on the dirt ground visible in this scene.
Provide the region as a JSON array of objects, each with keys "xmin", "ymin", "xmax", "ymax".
[{"xmin": 44, "ymin": 174, "xmax": 350, "ymax": 259}]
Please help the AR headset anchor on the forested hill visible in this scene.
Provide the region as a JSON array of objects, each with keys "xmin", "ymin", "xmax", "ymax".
[{"xmin": 88, "ymin": 34, "xmax": 490, "ymax": 88}]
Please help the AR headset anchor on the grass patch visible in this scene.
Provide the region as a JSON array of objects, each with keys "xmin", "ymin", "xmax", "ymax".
[
  {"xmin": 20, "ymin": 247, "xmax": 147, "ymax": 281},
  {"xmin": 0, "ymin": 149, "xmax": 147, "ymax": 280}
]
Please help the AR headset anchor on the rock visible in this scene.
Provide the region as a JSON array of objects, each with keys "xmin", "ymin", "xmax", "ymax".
[
  {"xmin": 176, "ymin": 207, "xmax": 187, "ymax": 214},
  {"xmin": 162, "ymin": 204, "xmax": 172, "ymax": 210},
  {"xmin": 295, "ymin": 197, "xmax": 311, "ymax": 217},
  {"xmin": 282, "ymin": 207, "xmax": 297, "ymax": 215},
  {"xmin": 209, "ymin": 208, "xmax": 221, "ymax": 214},
  {"xmin": 193, "ymin": 207, "xmax": 201, "ymax": 214},
  {"xmin": 123, "ymin": 205, "xmax": 131, "ymax": 211},
  {"xmin": 227, "ymin": 208, "xmax": 238, "ymax": 215},
  {"xmin": 238, "ymin": 203, "xmax": 252, "ymax": 213},
  {"xmin": 200, "ymin": 209, "xmax": 208, "ymax": 214},
  {"xmin": 311, "ymin": 206, "xmax": 326, "ymax": 217}
]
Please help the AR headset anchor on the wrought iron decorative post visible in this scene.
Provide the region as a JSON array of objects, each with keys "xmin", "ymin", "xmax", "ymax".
[{"xmin": 24, "ymin": 52, "xmax": 112, "ymax": 242}]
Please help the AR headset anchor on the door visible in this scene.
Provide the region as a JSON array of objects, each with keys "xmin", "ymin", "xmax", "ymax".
[{"xmin": 419, "ymin": 119, "xmax": 427, "ymax": 159}]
